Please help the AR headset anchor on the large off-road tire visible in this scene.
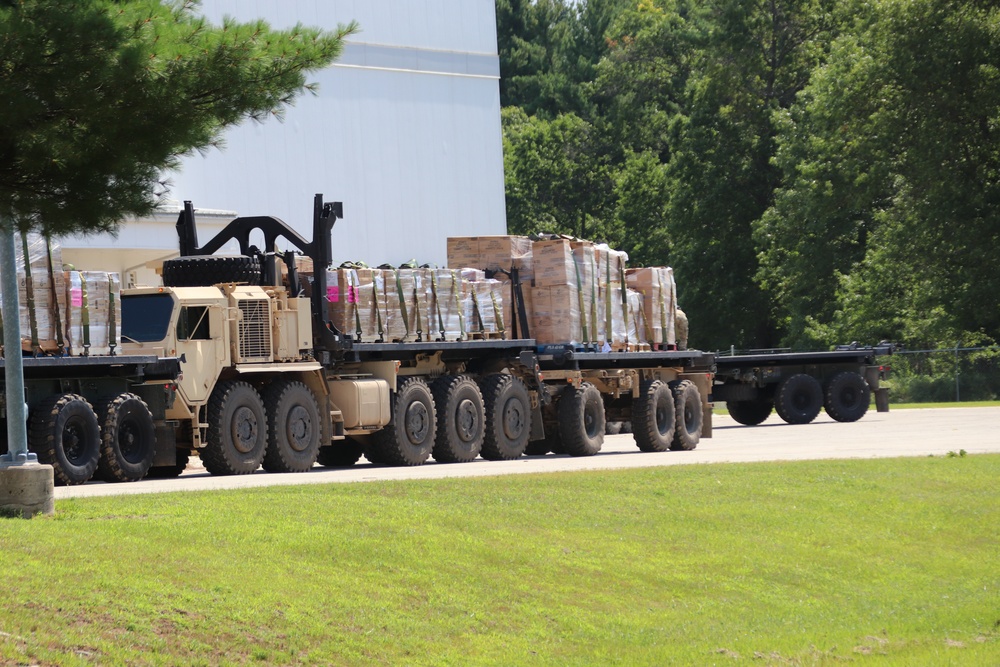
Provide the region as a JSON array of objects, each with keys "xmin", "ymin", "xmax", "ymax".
[
  {"xmin": 261, "ymin": 380, "xmax": 322, "ymax": 472},
  {"xmin": 28, "ymin": 393, "xmax": 101, "ymax": 485},
  {"xmin": 633, "ymin": 380, "xmax": 676, "ymax": 452},
  {"xmin": 480, "ymin": 373, "xmax": 531, "ymax": 461},
  {"xmin": 558, "ymin": 382, "xmax": 605, "ymax": 457},
  {"xmin": 824, "ymin": 371, "xmax": 871, "ymax": 422},
  {"xmin": 727, "ymin": 398, "xmax": 774, "ymax": 426},
  {"xmin": 317, "ymin": 441, "xmax": 365, "ymax": 467},
  {"xmin": 146, "ymin": 448, "xmax": 190, "ymax": 479},
  {"xmin": 774, "ymin": 373, "xmax": 823, "ymax": 425},
  {"xmin": 202, "ymin": 381, "xmax": 267, "ymax": 475},
  {"xmin": 671, "ymin": 380, "xmax": 702, "ymax": 451},
  {"xmin": 161, "ymin": 255, "xmax": 261, "ymax": 287},
  {"xmin": 431, "ymin": 375, "xmax": 485, "ymax": 463},
  {"xmin": 370, "ymin": 377, "xmax": 436, "ymax": 466},
  {"xmin": 94, "ymin": 393, "xmax": 156, "ymax": 483}
]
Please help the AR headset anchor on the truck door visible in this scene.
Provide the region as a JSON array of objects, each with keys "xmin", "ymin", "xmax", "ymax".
[{"xmin": 174, "ymin": 303, "xmax": 227, "ymax": 406}]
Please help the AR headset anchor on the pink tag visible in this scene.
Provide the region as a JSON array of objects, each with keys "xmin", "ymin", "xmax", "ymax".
[
  {"xmin": 71, "ymin": 288, "xmax": 83, "ymax": 308},
  {"xmin": 347, "ymin": 286, "xmax": 358, "ymax": 304},
  {"xmin": 327, "ymin": 286, "xmax": 339, "ymax": 302}
]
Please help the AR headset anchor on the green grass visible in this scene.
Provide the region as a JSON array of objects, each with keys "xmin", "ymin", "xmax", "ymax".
[
  {"xmin": 1, "ymin": 457, "xmax": 998, "ymax": 666},
  {"xmin": 889, "ymin": 400, "xmax": 1000, "ymax": 409}
]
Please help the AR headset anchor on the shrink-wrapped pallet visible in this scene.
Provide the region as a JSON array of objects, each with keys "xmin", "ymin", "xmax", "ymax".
[
  {"xmin": 65, "ymin": 271, "xmax": 122, "ymax": 356},
  {"xmin": 324, "ymin": 268, "xmax": 384, "ymax": 341},
  {"xmin": 627, "ymin": 289, "xmax": 646, "ymax": 347},
  {"xmin": 0, "ymin": 233, "xmax": 68, "ymax": 354},
  {"xmin": 423, "ymin": 269, "xmax": 465, "ymax": 341},
  {"xmin": 625, "ymin": 267, "xmax": 677, "ymax": 347},
  {"xmin": 464, "ymin": 278, "xmax": 505, "ymax": 337},
  {"xmin": 383, "ymin": 268, "xmax": 428, "ymax": 342}
]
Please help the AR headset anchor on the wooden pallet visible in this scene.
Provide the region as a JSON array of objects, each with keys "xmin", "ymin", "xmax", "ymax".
[{"xmin": 466, "ymin": 330, "xmax": 507, "ymax": 341}]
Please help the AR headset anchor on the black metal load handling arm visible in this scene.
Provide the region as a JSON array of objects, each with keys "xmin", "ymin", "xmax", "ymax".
[{"xmin": 175, "ymin": 194, "xmax": 347, "ymax": 353}]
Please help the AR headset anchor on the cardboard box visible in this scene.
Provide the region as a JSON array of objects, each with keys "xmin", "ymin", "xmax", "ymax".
[
  {"xmin": 626, "ymin": 267, "xmax": 677, "ymax": 346},
  {"xmin": 446, "ymin": 237, "xmax": 480, "ymax": 269}
]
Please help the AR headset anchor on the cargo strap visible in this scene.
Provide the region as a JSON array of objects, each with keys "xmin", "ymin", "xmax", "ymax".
[
  {"xmin": 572, "ymin": 253, "xmax": 589, "ymax": 344},
  {"xmin": 393, "ymin": 270, "xmax": 410, "ymax": 338},
  {"xmin": 604, "ymin": 252, "xmax": 613, "ymax": 345},
  {"xmin": 638, "ymin": 292, "xmax": 655, "ymax": 344},
  {"xmin": 81, "ymin": 272, "xmax": 91, "ymax": 354},
  {"xmin": 412, "ymin": 282, "xmax": 424, "ymax": 341},
  {"xmin": 619, "ymin": 262, "xmax": 630, "ymax": 346},
  {"xmin": 451, "ymin": 270, "xmax": 465, "ymax": 340},
  {"xmin": 46, "ymin": 238, "xmax": 65, "ymax": 352},
  {"xmin": 371, "ymin": 273, "xmax": 385, "ymax": 342},
  {"xmin": 19, "ymin": 234, "xmax": 39, "ymax": 352},
  {"xmin": 491, "ymin": 289, "xmax": 505, "ymax": 338},
  {"xmin": 430, "ymin": 271, "xmax": 445, "ymax": 340},
  {"xmin": 107, "ymin": 274, "xmax": 117, "ymax": 355},
  {"xmin": 656, "ymin": 271, "xmax": 669, "ymax": 345}
]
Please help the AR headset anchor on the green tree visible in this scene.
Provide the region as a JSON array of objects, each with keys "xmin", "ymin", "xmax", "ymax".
[
  {"xmin": 758, "ymin": 0, "xmax": 1000, "ymax": 348},
  {"xmin": 664, "ymin": 0, "xmax": 838, "ymax": 350},
  {"xmin": 502, "ymin": 107, "xmax": 612, "ymax": 240},
  {"xmin": 0, "ymin": 0, "xmax": 357, "ymax": 236}
]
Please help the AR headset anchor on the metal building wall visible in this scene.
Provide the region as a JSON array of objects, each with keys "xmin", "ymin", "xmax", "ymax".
[{"xmin": 62, "ymin": 0, "xmax": 506, "ymax": 271}]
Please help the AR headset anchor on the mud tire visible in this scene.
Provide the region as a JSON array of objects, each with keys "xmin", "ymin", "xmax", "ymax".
[
  {"xmin": 824, "ymin": 371, "xmax": 871, "ymax": 423},
  {"xmin": 671, "ymin": 380, "xmax": 702, "ymax": 451},
  {"xmin": 775, "ymin": 374, "xmax": 823, "ymax": 425},
  {"xmin": 480, "ymin": 374, "xmax": 531, "ymax": 461},
  {"xmin": 262, "ymin": 380, "xmax": 322, "ymax": 472},
  {"xmin": 431, "ymin": 375, "xmax": 485, "ymax": 463},
  {"xmin": 633, "ymin": 380, "xmax": 676, "ymax": 452},
  {"xmin": 95, "ymin": 393, "xmax": 156, "ymax": 482},
  {"xmin": 557, "ymin": 382, "xmax": 605, "ymax": 457},
  {"xmin": 28, "ymin": 393, "xmax": 101, "ymax": 485},
  {"xmin": 202, "ymin": 381, "xmax": 267, "ymax": 475},
  {"xmin": 727, "ymin": 398, "xmax": 774, "ymax": 426},
  {"xmin": 371, "ymin": 377, "xmax": 436, "ymax": 466},
  {"xmin": 161, "ymin": 255, "xmax": 261, "ymax": 287}
]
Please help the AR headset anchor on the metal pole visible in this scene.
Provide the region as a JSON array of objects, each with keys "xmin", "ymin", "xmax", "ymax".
[
  {"xmin": 0, "ymin": 217, "xmax": 36, "ymax": 464},
  {"xmin": 955, "ymin": 342, "xmax": 960, "ymax": 403}
]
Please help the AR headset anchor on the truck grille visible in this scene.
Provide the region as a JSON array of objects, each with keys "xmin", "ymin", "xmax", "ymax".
[{"xmin": 238, "ymin": 298, "xmax": 272, "ymax": 362}]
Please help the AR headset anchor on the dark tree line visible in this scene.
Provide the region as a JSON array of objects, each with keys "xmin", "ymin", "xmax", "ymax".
[{"xmin": 498, "ymin": 0, "xmax": 1000, "ymax": 353}]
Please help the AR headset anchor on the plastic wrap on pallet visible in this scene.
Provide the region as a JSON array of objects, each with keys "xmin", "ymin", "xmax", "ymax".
[
  {"xmin": 599, "ymin": 282, "xmax": 628, "ymax": 347},
  {"xmin": 0, "ymin": 233, "xmax": 67, "ymax": 353},
  {"xmin": 627, "ymin": 288, "xmax": 645, "ymax": 345},
  {"xmin": 325, "ymin": 268, "xmax": 383, "ymax": 341},
  {"xmin": 625, "ymin": 267, "xmax": 677, "ymax": 347},
  {"xmin": 462, "ymin": 278, "xmax": 505, "ymax": 336},
  {"xmin": 447, "ymin": 236, "xmax": 533, "ymax": 283},
  {"xmin": 423, "ymin": 269, "xmax": 465, "ymax": 341},
  {"xmin": 383, "ymin": 268, "xmax": 428, "ymax": 342},
  {"xmin": 65, "ymin": 271, "xmax": 122, "ymax": 356}
]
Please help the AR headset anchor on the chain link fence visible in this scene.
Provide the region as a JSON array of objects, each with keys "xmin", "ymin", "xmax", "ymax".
[{"xmin": 881, "ymin": 346, "xmax": 1000, "ymax": 403}]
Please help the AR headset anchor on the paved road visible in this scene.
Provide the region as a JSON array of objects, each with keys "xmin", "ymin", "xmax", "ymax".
[{"xmin": 56, "ymin": 407, "xmax": 1000, "ymax": 500}]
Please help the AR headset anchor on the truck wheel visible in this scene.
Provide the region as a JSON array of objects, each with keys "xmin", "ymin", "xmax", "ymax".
[
  {"xmin": 317, "ymin": 441, "xmax": 365, "ymax": 467},
  {"xmin": 775, "ymin": 374, "xmax": 823, "ymax": 424},
  {"xmin": 671, "ymin": 380, "xmax": 702, "ymax": 451},
  {"xmin": 262, "ymin": 380, "xmax": 321, "ymax": 472},
  {"xmin": 480, "ymin": 374, "xmax": 531, "ymax": 461},
  {"xmin": 558, "ymin": 382, "xmax": 605, "ymax": 457},
  {"xmin": 727, "ymin": 398, "xmax": 774, "ymax": 426},
  {"xmin": 161, "ymin": 255, "xmax": 261, "ymax": 287},
  {"xmin": 203, "ymin": 381, "xmax": 267, "ymax": 475},
  {"xmin": 371, "ymin": 377, "xmax": 436, "ymax": 466},
  {"xmin": 605, "ymin": 421, "xmax": 622, "ymax": 435},
  {"xmin": 824, "ymin": 371, "xmax": 871, "ymax": 422},
  {"xmin": 633, "ymin": 380, "xmax": 676, "ymax": 452},
  {"xmin": 431, "ymin": 375, "xmax": 485, "ymax": 463},
  {"xmin": 28, "ymin": 394, "xmax": 101, "ymax": 485},
  {"xmin": 95, "ymin": 393, "xmax": 156, "ymax": 483},
  {"xmin": 146, "ymin": 448, "xmax": 191, "ymax": 478}
]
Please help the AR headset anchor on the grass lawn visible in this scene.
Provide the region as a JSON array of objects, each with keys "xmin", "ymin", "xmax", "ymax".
[{"xmin": 1, "ymin": 456, "xmax": 998, "ymax": 666}]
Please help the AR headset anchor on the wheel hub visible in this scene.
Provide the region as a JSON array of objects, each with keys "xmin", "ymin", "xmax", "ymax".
[
  {"xmin": 405, "ymin": 401, "xmax": 430, "ymax": 445},
  {"xmin": 232, "ymin": 406, "xmax": 259, "ymax": 453},
  {"xmin": 503, "ymin": 398, "xmax": 525, "ymax": 439},
  {"xmin": 287, "ymin": 405, "xmax": 313, "ymax": 452},
  {"xmin": 456, "ymin": 398, "xmax": 479, "ymax": 442}
]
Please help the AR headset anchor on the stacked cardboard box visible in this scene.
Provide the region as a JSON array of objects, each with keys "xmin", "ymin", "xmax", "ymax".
[
  {"xmin": 625, "ymin": 267, "xmax": 677, "ymax": 348},
  {"xmin": 65, "ymin": 271, "xmax": 122, "ymax": 356},
  {"xmin": 0, "ymin": 234, "xmax": 68, "ymax": 353},
  {"xmin": 447, "ymin": 235, "xmax": 532, "ymax": 338}
]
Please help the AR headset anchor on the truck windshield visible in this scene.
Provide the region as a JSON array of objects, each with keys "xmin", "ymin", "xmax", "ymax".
[{"xmin": 121, "ymin": 293, "xmax": 175, "ymax": 342}]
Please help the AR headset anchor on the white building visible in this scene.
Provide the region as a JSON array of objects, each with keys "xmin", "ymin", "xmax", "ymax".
[{"xmin": 61, "ymin": 0, "xmax": 506, "ymax": 285}]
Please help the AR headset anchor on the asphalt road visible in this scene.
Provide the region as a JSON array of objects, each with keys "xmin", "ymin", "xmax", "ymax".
[{"xmin": 55, "ymin": 406, "xmax": 1000, "ymax": 500}]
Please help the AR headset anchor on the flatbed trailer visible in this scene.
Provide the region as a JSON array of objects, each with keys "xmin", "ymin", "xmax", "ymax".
[
  {"xmin": 1, "ymin": 354, "xmax": 182, "ymax": 484},
  {"xmin": 712, "ymin": 344, "xmax": 893, "ymax": 425}
]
